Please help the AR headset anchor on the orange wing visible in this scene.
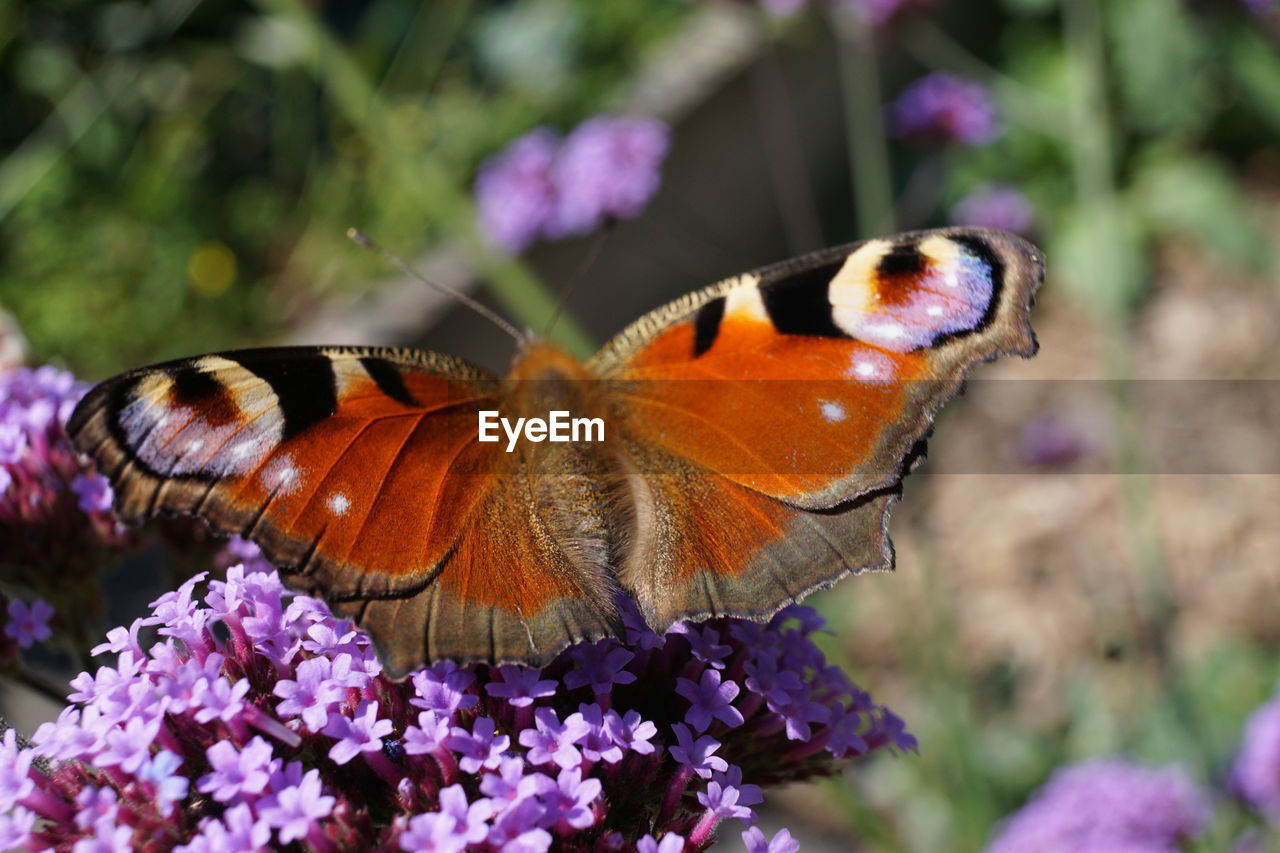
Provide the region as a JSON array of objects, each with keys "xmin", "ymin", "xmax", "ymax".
[
  {"xmin": 594, "ymin": 228, "xmax": 1043, "ymax": 629},
  {"xmin": 69, "ymin": 346, "xmax": 621, "ymax": 676}
]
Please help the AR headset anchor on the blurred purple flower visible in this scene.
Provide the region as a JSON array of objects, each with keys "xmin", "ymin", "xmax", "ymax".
[
  {"xmin": 1019, "ymin": 414, "xmax": 1089, "ymax": 469},
  {"xmin": 1231, "ymin": 691, "xmax": 1280, "ymax": 818},
  {"xmin": 987, "ymin": 758, "xmax": 1212, "ymax": 852},
  {"xmin": 549, "ymin": 116, "xmax": 670, "ymax": 238},
  {"xmin": 890, "ymin": 73, "xmax": 999, "ymax": 145},
  {"xmin": 951, "ymin": 183, "xmax": 1036, "ymax": 235},
  {"xmin": 744, "ymin": 826, "xmax": 801, "ymax": 853},
  {"xmin": 0, "ymin": 558, "xmax": 908, "ymax": 850},
  {"xmin": 4, "ymin": 598, "xmax": 52, "ymax": 648},
  {"xmin": 474, "ymin": 128, "xmax": 560, "ymax": 253},
  {"xmin": 475, "ymin": 116, "xmax": 669, "ymax": 252},
  {"xmin": 0, "ymin": 366, "xmax": 131, "ymax": 631}
]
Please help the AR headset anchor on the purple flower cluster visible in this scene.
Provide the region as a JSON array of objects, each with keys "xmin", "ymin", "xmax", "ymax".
[
  {"xmin": 986, "ymin": 758, "xmax": 1212, "ymax": 852},
  {"xmin": 475, "ymin": 116, "xmax": 670, "ymax": 252},
  {"xmin": 950, "ymin": 183, "xmax": 1035, "ymax": 236},
  {"xmin": 1232, "ymin": 692, "xmax": 1280, "ymax": 819},
  {"xmin": 0, "ymin": 544, "xmax": 911, "ymax": 851},
  {"xmin": 889, "ymin": 73, "xmax": 999, "ymax": 146},
  {"xmin": 0, "ymin": 367, "xmax": 130, "ymax": 594}
]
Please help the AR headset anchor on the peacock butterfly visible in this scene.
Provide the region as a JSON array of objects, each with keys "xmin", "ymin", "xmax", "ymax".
[{"xmin": 68, "ymin": 227, "xmax": 1042, "ymax": 678}]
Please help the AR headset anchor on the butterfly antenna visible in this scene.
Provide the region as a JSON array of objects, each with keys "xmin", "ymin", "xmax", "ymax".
[
  {"xmin": 542, "ymin": 221, "xmax": 614, "ymax": 340},
  {"xmin": 347, "ymin": 229, "xmax": 527, "ymax": 345}
]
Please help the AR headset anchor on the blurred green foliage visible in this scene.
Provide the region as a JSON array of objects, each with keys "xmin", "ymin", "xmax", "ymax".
[
  {"xmin": 936, "ymin": 0, "xmax": 1276, "ymax": 320},
  {"xmin": 0, "ymin": 0, "xmax": 689, "ymax": 375}
]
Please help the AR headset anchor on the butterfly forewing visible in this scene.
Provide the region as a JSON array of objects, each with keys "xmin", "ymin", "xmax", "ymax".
[{"xmin": 69, "ymin": 345, "xmax": 624, "ymax": 676}]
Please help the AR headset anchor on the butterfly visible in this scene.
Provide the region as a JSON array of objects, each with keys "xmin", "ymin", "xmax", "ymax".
[{"xmin": 68, "ymin": 227, "xmax": 1042, "ymax": 678}]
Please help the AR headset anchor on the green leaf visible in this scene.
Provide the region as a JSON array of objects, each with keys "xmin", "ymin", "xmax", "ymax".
[
  {"xmin": 1131, "ymin": 149, "xmax": 1272, "ymax": 274},
  {"xmin": 1050, "ymin": 200, "xmax": 1149, "ymax": 318},
  {"xmin": 1106, "ymin": 0, "xmax": 1212, "ymax": 137}
]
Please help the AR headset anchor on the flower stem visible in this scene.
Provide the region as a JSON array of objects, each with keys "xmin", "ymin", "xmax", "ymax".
[{"xmin": 831, "ymin": 7, "xmax": 894, "ymax": 238}]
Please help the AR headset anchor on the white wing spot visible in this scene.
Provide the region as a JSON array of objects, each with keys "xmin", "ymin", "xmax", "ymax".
[
  {"xmin": 327, "ymin": 493, "xmax": 351, "ymax": 516},
  {"xmin": 820, "ymin": 401, "xmax": 847, "ymax": 423},
  {"xmin": 185, "ymin": 439, "xmax": 205, "ymax": 454},
  {"xmin": 926, "ymin": 304, "xmax": 945, "ymax": 317},
  {"xmin": 854, "ymin": 360, "xmax": 879, "ymax": 378},
  {"xmin": 261, "ymin": 455, "xmax": 303, "ymax": 495}
]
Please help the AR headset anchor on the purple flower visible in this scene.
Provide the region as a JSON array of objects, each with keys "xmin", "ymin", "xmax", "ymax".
[
  {"xmin": 447, "ymin": 716, "xmax": 510, "ymax": 773},
  {"xmin": 563, "ymin": 641, "xmax": 636, "ymax": 693},
  {"xmin": 258, "ymin": 768, "xmax": 335, "ymax": 844},
  {"xmin": 178, "ymin": 802, "xmax": 270, "ymax": 852},
  {"xmin": 519, "ymin": 707, "xmax": 588, "ymax": 769},
  {"xmin": 675, "ymin": 624, "xmax": 733, "ymax": 670},
  {"xmin": 405, "ymin": 710, "xmax": 453, "ymax": 756},
  {"xmin": 549, "ymin": 116, "xmax": 670, "ymax": 238},
  {"xmin": 411, "ymin": 662, "xmax": 478, "ymax": 716},
  {"xmin": 951, "ymin": 183, "xmax": 1036, "ymax": 235},
  {"xmin": 670, "ymin": 724, "xmax": 729, "ymax": 779},
  {"xmin": 474, "ymin": 116, "xmax": 669, "ymax": 252},
  {"xmin": 676, "ymin": 669, "xmax": 745, "ymax": 732},
  {"xmin": 697, "ymin": 781, "xmax": 754, "ymax": 821},
  {"xmin": 486, "ymin": 665, "xmax": 559, "ymax": 708},
  {"xmin": 545, "ymin": 767, "xmax": 602, "ymax": 830},
  {"xmin": 4, "ymin": 597, "xmax": 52, "ymax": 648},
  {"xmin": 274, "ymin": 656, "xmax": 348, "ymax": 732},
  {"xmin": 612, "ymin": 709, "xmax": 658, "ymax": 755},
  {"xmin": 572, "ymin": 704, "xmax": 625, "ymax": 764},
  {"xmin": 487, "ymin": 797, "xmax": 552, "ymax": 853},
  {"xmin": 637, "ymin": 833, "xmax": 686, "ymax": 853},
  {"xmin": 1232, "ymin": 692, "xmax": 1280, "ymax": 818},
  {"xmin": 0, "ymin": 731, "xmax": 34, "ymax": 811},
  {"xmin": 197, "ymin": 737, "xmax": 274, "ymax": 803},
  {"xmin": 2, "ymin": 555, "xmax": 906, "ymax": 850},
  {"xmin": 70, "ymin": 472, "xmax": 113, "ymax": 513},
  {"xmin": 324, "ymin": 700, "xmax": 393, "ymax": 765},
  {"xmin": 987, "ymin": 758, "xmax": 1211, "ymax": 852},
  {"xmin": 1019, "ymin": 414, "xmax": 1089, "ymax": 468},
  {"xmin": 743, "ymin": 826, "xmax": 800, "ymax": 853},
  {"xmin": 475, "ymin": 128, "xmax": 560, "ymax": 252},
  {"xmin": 890, "ymin": 73, "xmax": 999, "ymax": 145},
  {"xmin": 136, "ymin": 750, "xmax": 189, "ymax": 815}
]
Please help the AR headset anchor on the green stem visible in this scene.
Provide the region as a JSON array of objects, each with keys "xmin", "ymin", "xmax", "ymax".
[
  {"xmin": 255, "ymin": 0, "xmax": 595, "ymax": 358},
  {"xmin": 831, "ymin": 8, "xmax": 895, "ymax": 238},
  {"xmin": 1063, "ymin": 0, "xmax": 1209, "ymax": 770}
]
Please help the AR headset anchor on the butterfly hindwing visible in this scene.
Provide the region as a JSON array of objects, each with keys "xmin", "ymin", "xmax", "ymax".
[{"xmin": 69, "ymin": 346, "xmax": 623, "ymax": 675}]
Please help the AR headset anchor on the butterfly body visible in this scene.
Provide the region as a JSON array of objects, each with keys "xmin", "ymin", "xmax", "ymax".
[{"xmin": 69, "ymin": 228, "xmax": 1042, "ymax": 677}]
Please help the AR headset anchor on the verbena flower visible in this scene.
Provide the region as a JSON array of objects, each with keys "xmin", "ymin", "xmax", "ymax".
[
  {"xmin": 475, "ymin": 116, "xmax": 669, "ymax": 252},
  {"xmin": 986, "ymin": 758, "xmax": 1212, "ymax": 852},
  {"xmin": 950, "ymin": 183, "xmax": 1035, "ymax": 235},
  {"xmin": 0, "ymin": 543, "xmax": 912, "ymax": 850},
  {"xmin": 1019, "ymin": 414, "xmax": 1088, "ymax": 469},
  {"xmin": 4, "ymin": 598, "xmax": 53, "ymax": 649},
  {"xmin": 889, "ymin": 73, "xmax": 999, "ymax": 146},
  {"xmin": 0, "ymin": 367, "xmax": 132, "ymax": 619},
  {"xmin": 1231, "ymin": 691, "xmax": 1280, "ymax": 819},
  {"xmin": 474, "ymin": 128, "xmax": 561, "ymax": 254}
]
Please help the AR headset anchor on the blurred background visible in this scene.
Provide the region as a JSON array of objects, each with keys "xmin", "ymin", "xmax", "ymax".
[{"xmin": 2, "ymin": 0, "xmax": 1279, "ymax": 849}]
